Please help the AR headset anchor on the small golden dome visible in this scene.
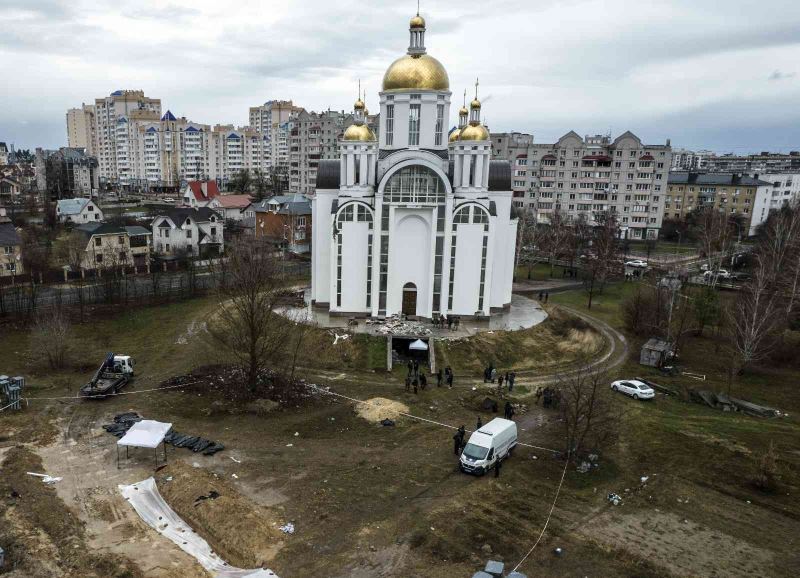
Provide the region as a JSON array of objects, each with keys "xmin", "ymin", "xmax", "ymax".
[
  {"xmin": 459, "ymin": 106, "xmax": 469, "ymax": 116},
  {"xmin": 343, "ymin": 123, "xmax": 376, "ymax": 142},
  {"xmin": 410, "ymin": 14, "xmax": 426, "ymax": 29},
  {"xmin": 354, "ymin": 98, "xmax": 365, "ymax": 111},
  {"xmin": 382, "ymin": 53, "xmax": 449, "ymax": 91},
  {"xmin": 458, "ymin": 123, "xmax": 490, "ymax": 141},
  {"xmin": 449, "ymin": 128, "xmax": 462, "ymax": 143},
  {"xmin": 471, "ymin": 98, "xmax": 481, "ymax": 109}
]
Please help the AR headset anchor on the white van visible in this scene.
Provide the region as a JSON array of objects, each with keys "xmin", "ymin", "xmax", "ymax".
[{"xmin": 459, "ymin": 418, "xmax": 518, "ymax": 475}]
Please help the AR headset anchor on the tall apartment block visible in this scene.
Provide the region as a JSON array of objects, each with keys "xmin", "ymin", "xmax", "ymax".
[
  {"xmin": 66, "ymin": 104, "xmax": 96, "ymax": 154},
  {"xmin": 492, "ymin": 131, "xmax": 672, "ymax": 240},
  {"xmin": 249, "ymin": 100, "xmax": 301, "ymax": 172},
  {"xmin": 93, "ymin": 90, "xmax": 162, "ymax": 185}
]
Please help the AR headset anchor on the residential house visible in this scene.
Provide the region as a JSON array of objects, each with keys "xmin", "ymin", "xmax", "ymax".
[
  {"xmin": 0, "ymin": 209, "xmax": 23, "ymax": 277},
  {"xmin": 56, "ymin": 198, "xmax": 104, "ymax": 224},
  {"xmin": 212, "ymin": 194, "xmax": 252, "ymax": 221},
  {"xmin": 0, "ymin": 175, "xmax": 22, "ymax": 203},
  {"xmin": 151, "ymin": 207, "xmax": 224, "ymax": 258},
  {"xmin": 182, "ymin": 180, "xmax": 220, "ymax": 208},
  {"xmin": 252, "ymin": 193, "xmax": 311, "ymax": 254},
  {"xmin": 73, "ymin": 223, "xmax": 150, "ymax": 271}
]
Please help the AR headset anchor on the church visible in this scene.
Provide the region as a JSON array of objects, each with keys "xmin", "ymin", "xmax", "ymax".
[{"xmin": 311, "ymin": 13, "xmax": 517, "ymax": 319}]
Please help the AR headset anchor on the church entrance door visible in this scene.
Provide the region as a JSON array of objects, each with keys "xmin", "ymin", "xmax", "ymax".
[{"xmin": 402, "ymin": 283, "xmax": 418, "ymax": 317}]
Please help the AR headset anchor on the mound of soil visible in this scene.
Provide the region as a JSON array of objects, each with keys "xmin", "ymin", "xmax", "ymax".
[
  {"xmin": 156, "ymin": 461, "xmax": 284, "ymax": 569},
  {"xmin": 355, "ymin": 398, "xmax": 409, "ymax": 423}
]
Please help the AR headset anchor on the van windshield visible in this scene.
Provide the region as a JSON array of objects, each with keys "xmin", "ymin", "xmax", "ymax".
[{"xmin": 463, "ymin": 443, "xmax": 489, "ymax": 461}]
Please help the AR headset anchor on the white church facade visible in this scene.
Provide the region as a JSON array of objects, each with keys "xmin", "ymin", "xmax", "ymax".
[{"xmin": 311, "ymin": 13, "xmax": 517, "ymax": 319}]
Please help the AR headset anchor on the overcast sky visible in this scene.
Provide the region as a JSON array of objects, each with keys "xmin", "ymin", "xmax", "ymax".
[{"xmin": 2, "ymin": 0, "xmax": 800, "ymax": 153}]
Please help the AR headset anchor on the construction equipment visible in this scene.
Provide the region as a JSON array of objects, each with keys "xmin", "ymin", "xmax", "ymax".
[{"xmin": 80, "ymin": 353, "xmax": 134, "ymax": 398}]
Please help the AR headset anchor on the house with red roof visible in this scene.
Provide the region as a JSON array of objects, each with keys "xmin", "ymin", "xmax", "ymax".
[{"xmin": 182, "ymin": 180, "xmax": 220, "ymax": 208}]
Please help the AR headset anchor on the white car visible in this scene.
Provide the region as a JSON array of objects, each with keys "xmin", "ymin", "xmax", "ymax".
[
  {"xmin": 163, "ymin": 197, "xmax": 176, "ymax": 203},
  {"xmin": 703, "ymin": 269, "xmax": 731, "ymax": 280},
  {"xmin": 611, "ymin": 379, "xmax": 655, "ymax": 400},
  {"xmin": 625, "ymin": 260, "xmax": 648, "ymax": 268}
]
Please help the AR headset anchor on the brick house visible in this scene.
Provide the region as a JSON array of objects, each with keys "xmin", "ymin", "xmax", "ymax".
[{"xmin": 250, "ymin": 193, "xmax": 311, "ymax": 254}]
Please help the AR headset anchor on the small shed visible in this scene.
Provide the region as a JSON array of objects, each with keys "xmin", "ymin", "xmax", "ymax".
[{"xmin": 640, "ymin": 338, "xmax": 672, "ymax": 368}]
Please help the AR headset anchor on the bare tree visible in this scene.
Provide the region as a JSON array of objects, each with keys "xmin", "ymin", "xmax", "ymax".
[
  {"xmin": 207, "ymin": 239, "xmax": 293, "ymax": 392},
  {"xmin": 728, "ymin": 253, "xmax": 783, "ymax": 373},
  {"xmin": 693, "ymin": 207, "xmax": 737, "ymax": 288},
  {"xmin": 541, "ymin": 208, "xmax": 570, "ymax": 277},
  {"xmin": 558, "ymin": 364, "xmax": 621, "ymax": 459},
  {"xmin": 582, "ymin": 212, "xmax": 621, "ymax": 309},
  {"xmin": 30, "ymin": 307, "xmax": 71, "ymax": 369},
  {"xmin": 514, "ymin": 207, "xmax": 542, "ymax": 280},
  {"xmin": 757, "ymin": 204, "xmax": 800, "ymax": 314}
]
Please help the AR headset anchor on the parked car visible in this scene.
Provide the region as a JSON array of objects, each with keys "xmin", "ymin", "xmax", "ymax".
[
  {"xmin": 703, "ymin": 269, "xmax": 731, "ymax": 280},
  {"xmin": 459, "ymin": 418, "xmax": 518, "ymax": 476},
  {"xmin": 625, "ymin": 260, "xmax": 648, "ymax": 268},
  {"xmin": 732, "ymin": 272, "xmax": 751, "ymax": 281},
  {"xmin": 610, "ymin": 379, "xmax": 655, "ymax": 400},
  {"xmin": 163, "ymin": 197, "xmax": 176, "ymax": 203}
]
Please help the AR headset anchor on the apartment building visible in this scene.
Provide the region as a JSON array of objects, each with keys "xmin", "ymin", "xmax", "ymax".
[
  {"xmin": 704, "ymin": 152, "xmax": 800, "ymax": 173},
  {"xmin": 66, "ymin": 104, "xmax": 96, "ymax": 153},
  {"xmin": 666, "ymin": 172, "xmax": 772, "ymax": 236},
  {"xmin": 35, "ymin": 147, "xmax": 99, "ymax": 198},
  {"xmin": 249, "ymin": 100, "xmax": 301, "ymax": 171},
  {"xmin": 670, "ymin": 148, "xmax": 714, "ymax": 171},
  {"xmin": 0, "ymin": 142, "xmax": 8, "ymax": 165},
  {"xmin": 752, "ymin": 172, "xmax": 800, "ymax": 211},
  {"xmin": 492, "ymin": 131, "xmax": 672, "ymax": 240},
  {"xmin": 92, "ymin": 90, "xmax": 162, "ymax": 185}
]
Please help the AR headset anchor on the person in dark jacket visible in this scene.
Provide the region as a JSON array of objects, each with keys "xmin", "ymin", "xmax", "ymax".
[
  {"xmin": 508, "ymin": 371, "xmax": 516, "ymax": 392},
  {"xmin": 420, "ymin": 373, "xmax": 427, "ymax": 389},
  {"xmin": 476, "ymin": 416, "xmax": 483, "ymax": 430},
  {"xmin": 504, "ymin": 401, "xmax": 515, "ymax": 420},
  {"xmin": 446, "ymin": 368, "xmax": 454, "ymax": 388},
  {"xmin": 494, "ymin": 455, "xmax": 502, "ymax": 478},
  {"xmin": 405, "ymin": 375, "xmax": 411, "ymax": 392},
  {"xmin": 453, "ymin": 426, "xmax": 465, "ymax": 455},
  {"xmin": 436, "ymin": 369, "xmax": 443, "ymax": 387}
]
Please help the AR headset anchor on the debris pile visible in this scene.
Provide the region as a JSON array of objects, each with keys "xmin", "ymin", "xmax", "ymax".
[
  {"xmin": 688, "ymin": 389, "xmax": 781, "ymax": 417},
  {"xmin": 366, "ymin": 315, "xmax": 432, "ymax": 336},
  {"xmin": 103, "ymin": 412, "xmax": 225, "ymax": 455}
]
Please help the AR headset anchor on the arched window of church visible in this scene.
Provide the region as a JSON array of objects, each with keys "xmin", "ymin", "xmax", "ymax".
[{"xmin": 384, "ymin": 165, "xmax": 446, "ymax": 204}]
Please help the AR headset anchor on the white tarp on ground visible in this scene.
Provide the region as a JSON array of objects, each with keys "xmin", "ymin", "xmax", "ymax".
[
  {"xmin": 409, "ymin": 339, "xmax": 428, "ymax": 351},
  {"xmin": 119, "ymin": 477, "xmax": 279, "ymax": 578},
  {"xmin": 117, "ymin": 420, "xmax": 173, "ymax": 449}
]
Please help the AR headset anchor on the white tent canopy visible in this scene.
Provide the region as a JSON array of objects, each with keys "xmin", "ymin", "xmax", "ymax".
[
  {"xmin": 118, "ymin": 420, "xmax": 172, "ymax": 448},
  {"xmin": 409, "ymin": 339, "xmax": 428, "ymax": 351}
]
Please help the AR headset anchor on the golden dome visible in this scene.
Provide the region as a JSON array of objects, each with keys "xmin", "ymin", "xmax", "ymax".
[
  {"xmin": 410, "ymin": 14, "xmax": 426, "ymax": 29},
  {"xmin": 343, "ymin": 123, "xmax": 376, "ymax": 142},
  {"xmin": 382, "ymin": 54, "xmax": 449, "ymax": 91},
  {"xmin": 471, "ymin": 98, "xmax": 481, "ymax": 109},
  {"xmin": 449, "ymin": 128, "xmax": 462, "ymax": 143},
  {"xmin": 458, "ymin": 123, "xmax": 490, "ymax": 141},
  {"xmin": 459, "ymin": 106, "xmax": 469, "ymax": 116},
  {"xmin": 354, "ymin": 98, "xmax": 365, "ymax": 111}
]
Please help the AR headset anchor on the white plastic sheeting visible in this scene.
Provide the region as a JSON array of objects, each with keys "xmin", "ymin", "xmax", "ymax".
[
  {"xmin": 119, "ymin": 477, "xmax": 279, "ymax": 578},
  {"xmin": 118, "ymin": 420, "xmax": 173, "ymax": 449},
  {"xmin": 409, "ymin": 339, "xmax": 428, "ymax": 351}
]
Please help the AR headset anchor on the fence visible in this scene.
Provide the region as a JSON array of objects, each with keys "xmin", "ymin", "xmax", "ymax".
[{"xmin": 0, "ymin": 260, "xmax": 310, "ymax": 317}]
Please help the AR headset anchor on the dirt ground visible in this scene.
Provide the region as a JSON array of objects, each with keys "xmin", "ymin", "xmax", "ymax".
[{"xmin": 1, "ymin": 294, "xmax": 799, "ymax": 577}]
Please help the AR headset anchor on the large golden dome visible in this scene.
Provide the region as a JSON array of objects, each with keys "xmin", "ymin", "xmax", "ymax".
[
  {"xmin": 382, "ymin": 54, "xmax": 449, "ymax": 91},
  {"xmin": 343, "ymin": 123, "xmax": 376, "ymax": 142},
  {"xmin": 458, "ymin": 124, "xmax": 490, "ymax": 141}
]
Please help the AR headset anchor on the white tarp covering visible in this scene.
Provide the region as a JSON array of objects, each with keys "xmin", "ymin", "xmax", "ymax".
[
  {"xmin": 409, "ymin": 339, "xmax": 428, "ymax": 351},
  {"xmin": 119, "ymin": 477, "xmax": 279, "ymax": 578},
  {"xmin": 117, "ymin": 420, "xmax": 173, "ymax": 449}
]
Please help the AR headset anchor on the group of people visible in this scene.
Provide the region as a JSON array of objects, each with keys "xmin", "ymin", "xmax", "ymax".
[
  {"xmin": 405, "ymin": 360, "xmax": 454, "ymax": 393},
  {"xmin": 534, "ymin": 385, "xmax": 561, "ymax": 409},
  {"xmin": 482, "ymin": 364, "xmax": 517, "ymax": 392},
  {"xmin": 537, "ymin": 291, "xmax": 550, "ymax": 303},
  {"xmin": 432, "ymin": 314, "xmax": 461, "ymax": 331}
]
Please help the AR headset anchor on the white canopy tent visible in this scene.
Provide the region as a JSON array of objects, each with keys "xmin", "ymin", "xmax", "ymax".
[
  {"xmin": 117, "ymin": 420, "xmax": 172, "ymax": 468},
  {"xmin": 409, "ymin": 339, "xmax": 429, "ymax": 351}
]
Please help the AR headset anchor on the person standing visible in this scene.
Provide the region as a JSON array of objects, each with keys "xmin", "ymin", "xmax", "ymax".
[
  {"xmin": 407, "ymin": 360, "xmax": 413, "ymax": 377},
  {"xmin": 453, "ymin": 426, "xmax": 465, "ymax": 455},
  {"xmin": 509, "ymin": 371, "xmax": 516, "ymax": 392},
  {"xmin": 447, "ymin": 368, "xmax": 454, "ymax": 388},
  {"xmin": 436, "ymin": 369, "xmax": 443, "ymax": 387},
  {"xmin": 405, "ymin": 375, "xmax": 411, "ymax": 392},
  {"xmin": 497, "ymin": 373, "xmax": 504, "ymax": 392},
  {"xmin": 413, "ymin": 378, "xmax": 418, "ymax": 395},
  {"xmin": 476, "ymin": 416, "xmax": 483, "ymax": 430},
  {"xmin": 420, "ymin": 373, "xmax": 427, "ymax": 390},
  {"xmin": 538, "ymin": 291, "xmax": 543, "ymax": 302},
  {"xmin": 413, "ymin": 360, "xmax": 419, "ymax": 377},
  {"xmin": 494, "ymin": 456, "xmax": 502, "ymax": 478},
  {"xmin": 504, "ymin": 401, "xmax": 515, "ymax": 420}
]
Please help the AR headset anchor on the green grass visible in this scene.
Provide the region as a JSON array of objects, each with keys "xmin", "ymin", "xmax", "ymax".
[
  {"xmin": 549, "ymin": 281, "xmax": 639, "ymax": 329},
  {"xmin": 626, "ymin": 240, "xmax": 700, "ymax": 256},
  {"xmin": 514, "ymin": 263, "xmax": 570, "ymax": 281}
]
